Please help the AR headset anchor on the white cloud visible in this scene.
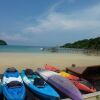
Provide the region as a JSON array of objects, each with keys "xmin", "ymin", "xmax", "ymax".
[
  {"xmin": 1, "ymin": 1, "xmax": 100, "ymax": 46},
  {"xmin": 24, "ymin": 2, "xmax": 100, "ymax": 35},
  {"xmin": 0, "ymin": 32, "xmax": 29, "ymax": 42},
  {"xmin": 20, "ymin": 2, "xmax": 100, "ymax": 46}
]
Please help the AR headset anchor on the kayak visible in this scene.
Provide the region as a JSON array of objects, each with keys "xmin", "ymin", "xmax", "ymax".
[
  {"xmin": 59, "ymin": 71, "xmax": 96, "ymax": 93},
  {"xmin": 71, "ymin": 79, "xmax": 96, "ymax": 93},
  {"xmin": 21, "ymin": 69, "xmax": 60, "ymax": 100},
  {"xmin": 44, "ymin": 64, "xmax": 60, "ymax": 72},
  {"xmin": 36, "ymin": 68, "xmax": 83, "ymax": 100},
  {"xmin": 0, "ymin": 78, "xmax": 3, "ymax": 100},
  {"xmin": 59, "ymin": 71, "xmax": 79, "ymax": 80},
  {"xmin": 0, "ymin": 78, "xmax": 2, "ymax": 94},
  {"xmin": 2, "ymin": 67, "xmax": 26, "ymax": 100},
  {"xmin": 44, "ymin": 64, "xmax": 79, "ymax": 80},
  {"xmin": 44, "ymin": 64, "xmax": 96, "ymax": 93}
]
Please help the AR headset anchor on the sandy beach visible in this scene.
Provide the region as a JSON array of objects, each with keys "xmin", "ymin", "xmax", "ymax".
[{"xmin": 0, "ymin": 52, "xmax": 100, "ymax": 73}]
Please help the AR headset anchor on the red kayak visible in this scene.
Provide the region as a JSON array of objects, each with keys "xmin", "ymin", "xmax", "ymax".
[
  {"xmin": 44, "ymin": 64, "xmax": 60, "ymax": 72},
  {"xmin": 44, "ymin": 64, "xmax": 96, "ymax": 93},
  {"xmin": 44, "ymin": 64, "xmax": 79, "ymax": 80},
  {"xmin": 71, "ymin": 79, "xmax": 96, "ymax": 93}
]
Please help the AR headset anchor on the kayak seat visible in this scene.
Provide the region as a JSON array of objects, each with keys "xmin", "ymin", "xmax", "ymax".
[
  {"xmin": 5, "ymin": 67, "xmax": 19, "ymax": 78},
  {"xmin": 6, "ymin": 67, "xmax": 17, "ymax": 73},
  {"xmin": 34, "ymin": 78, "xmax": 46, "ymax": 88},
  {"xmin": 25, "ymin": 69, "xmax": 35, "ymax": 78},
  {"xmin": 7, "ymin": 81, "xmax": 22, "ymax": 88}
]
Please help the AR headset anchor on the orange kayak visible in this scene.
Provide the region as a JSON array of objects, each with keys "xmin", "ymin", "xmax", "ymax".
[
  {"xmin": 44, "ymin": 64, "xmax": 60, "ymax": 72},
  {"xmin": 44, "ymin": 64, "xmax": 96, "ymax": 93}
]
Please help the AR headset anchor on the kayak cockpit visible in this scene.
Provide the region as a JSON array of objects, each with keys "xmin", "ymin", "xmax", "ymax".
[
  {"xmin": 7, "ymin": 81, "xmax": 22, "ymax": 88},
  {"xmin": 34, "ymin": 77, "xmax": 46, "ymax": 88},
  {"xmin": 25, "ymin": 69, "xmax": 46, "ymax": 88},
  {"xmin": 25, "ymin": 69, "xmax": 37, "ymax": 78},
  {"xmin": 6, "ymin": 67, "xmax": 17, "ymax": 73}
]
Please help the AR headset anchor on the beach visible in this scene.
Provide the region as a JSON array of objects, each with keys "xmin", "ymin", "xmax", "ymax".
[{"xmin": 0, "ymin": 52, "xmax": 100, "ymax": 73}]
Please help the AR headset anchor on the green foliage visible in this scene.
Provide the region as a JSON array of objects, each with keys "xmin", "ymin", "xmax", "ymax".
[
  {"xmin": 0, "ymin": 40, "xmax": 7, "ymax": 45},
  {"xmin": 61, "ymin": 37, "xmax": 100, "ymax": 50}
]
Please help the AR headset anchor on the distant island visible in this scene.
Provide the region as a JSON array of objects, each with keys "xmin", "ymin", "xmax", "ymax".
[
  {"xmin": 61, "ymin": 37, "xmax": 100, "ymax": 50},
  {"xmin": 0, "ymin": 40, "xmax": 7, "ymax": 45}
]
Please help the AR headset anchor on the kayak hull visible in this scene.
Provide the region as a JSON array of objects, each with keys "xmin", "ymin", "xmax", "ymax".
[
  {"xmin": 0, "ymin": 79, "xmax": 2, "ymax": 94},
  {"xmin": 44, "ymin": 64, "xmax": 60, "ymax": 72},
  {"xmin": 0, "ymin": 79, "xmax": 3, "ymax": 100},
  {"xmin": 36, "ymin": 69, "xmax": 83, "ymax": 100},
  {"xmin": 59, "ymin": 72, "xmax": 96, "ymax": 93},
  {"xmin": 21, "ymin": 70, "xmax": 60, "ymax": 100},
  {"xmin": 3, "ymin": 68, "xmax": 26, "ymax": 100},
  {"xmin": 59, "ymin": 71, "xmax": 79, "ymax": 80}
]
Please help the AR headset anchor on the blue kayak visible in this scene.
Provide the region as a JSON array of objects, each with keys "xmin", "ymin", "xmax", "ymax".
[
  {"xmin": 0, "ymin": 78, "xmax": 3, "ymax": 100},
  {"xmin": 36, "ymin": 68, "xmax": 83, "ymax": 100},
  {"xmin": 0, "ymin": 79, "xmax": 2, "ymax": 94},
  {"xmin": 2, "ymin": 67, "xmax": 26, "ymax": 100},
  {"xmin": 21, "ymin": 69, "xmax": 60, "ymax": 100}
]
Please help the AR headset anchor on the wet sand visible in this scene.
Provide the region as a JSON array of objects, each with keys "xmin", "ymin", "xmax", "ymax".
[{"xmin": 0, "ymin": 52, "xmax": 100, "ymax": 73}]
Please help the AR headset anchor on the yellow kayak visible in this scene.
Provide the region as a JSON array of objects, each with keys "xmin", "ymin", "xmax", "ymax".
[
  {"xmin": 59, "ymin": 71, "xmax": 96, "ymax": 93},
  {"xmin": 59, "ymin": 71, "xmax": 79, "ymax": 80}
]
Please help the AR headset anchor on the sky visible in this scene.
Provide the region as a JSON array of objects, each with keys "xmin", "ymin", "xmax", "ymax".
[{"xmin": 0, "ymin": 0, "xmax": 100, "ymax": 46}]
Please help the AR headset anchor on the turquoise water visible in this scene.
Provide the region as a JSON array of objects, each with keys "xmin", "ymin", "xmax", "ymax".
[
  {"xmin": 0, "ymin": 45, "xmax": 84, "ymax": 54},
  {"xmin": 0, "ymin": 45, "xmax": 46, "ymax": 53}
]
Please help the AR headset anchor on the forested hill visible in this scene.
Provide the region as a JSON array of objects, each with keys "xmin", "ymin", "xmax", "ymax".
[
  {"xmin": 61, "ymin": 37, "xmax": 100, "ymax": 50},
  {"xmin": 0, "ymin": 40, "xmax": 7, "ymax": 45}
]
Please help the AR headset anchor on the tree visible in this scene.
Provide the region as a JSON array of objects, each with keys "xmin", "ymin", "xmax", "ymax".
[
  {"xmin": 0, "ymin": 40, "xmax": 7, "ymax": 45},
  {"xmin": 61, "ymin": 37, "xmax": 100, "ymax": 50}
]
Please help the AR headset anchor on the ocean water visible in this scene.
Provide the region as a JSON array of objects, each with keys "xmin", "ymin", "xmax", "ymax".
[
  {"xmin": 0, "ymin": 45, "xmax": 46, "ymax": 53},
  {"xmin": 0, "ymin": 45, "xmax": 85, "ymax": 54}
]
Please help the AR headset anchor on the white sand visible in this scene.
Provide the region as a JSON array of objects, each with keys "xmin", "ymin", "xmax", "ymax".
[{"xmin": 0, "ymin": 52, "xmax": 100, "ymax": 73}]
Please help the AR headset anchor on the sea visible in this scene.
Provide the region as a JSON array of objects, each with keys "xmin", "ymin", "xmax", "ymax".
[{"xmin": 0, "ymin": 45, "xmax": 85, "ymax": 54}]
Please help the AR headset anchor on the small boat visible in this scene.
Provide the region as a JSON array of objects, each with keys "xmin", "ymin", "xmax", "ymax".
[
  {"xmin": 0, "ymin": 78, "xmax": 3, "ymax": 100},
  {"xmin": 59, "ymin": 72, "xmax": 96, "ymax": 93},
  {"xmin": 44, "ymin": 64, "xmax": 60, "ymax": 72},
  {"xmin": 21, "ymin": 69, "xmax": 60, "ymax": 100},
  {"xmin": 36, "ymin": 68, "xmax": 83, "ymax": 100},
  {"xmin": 2, "ymin": 67, "xmax": 26, "ymax": 100},
  {"xmin": 0, "ymin": 79, "xmax": 2, "ymax": 94},
  {"xmin": 59, "ymin": 71, "xmax": 79, "ymax": 80},
  {"xmin": 44, "ymin": 64, "xmax": 79, "ymax": 80},
  {"xmin": 44, "ymin": 64, "xmax": 96, "ymax": 93}
]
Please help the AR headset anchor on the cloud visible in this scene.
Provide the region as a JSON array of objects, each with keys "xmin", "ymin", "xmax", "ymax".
[
  {"xmin": 1, "ymin": 1, "xmax": 100, "ymax": 46},
  {"xmin": 25, "ymin": 3, "xmax": 100, "ymax": 34},
  {"xmin": 22, "ymin": 2, "xmax": 100, "ymax": 46},
  {"xmin": 0, "ymin": 32, "xmax": 29, "ymax": 44}
]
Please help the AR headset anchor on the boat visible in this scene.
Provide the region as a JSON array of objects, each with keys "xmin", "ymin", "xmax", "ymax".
[
  {"xmin": 44, "ymin": 64, "xmax": 60, "ymax": 72},
  {"xmin": 2, "ymin": 67, "xmax": 26, "ymax": 100},
  {"xmin": 21, "ymin": 69, "xmax": 60, "ymax": 100},
  {"xmin": 0, "ymin": 78, "xmax": 3, "ymax": 100},
  {"xmin": 44, "ymin": 64, "xmax": 96, "ymax": 93},
  {"xmin": 36, "ymin": 68, "xmax": 83, "ymax": 100},
  {"xmin": 59, "ymin": 72, "xmax": 96, "ymax": 93},
  {"xmin": 59, "ymin": 71, "xmax": 79, "ymax": 80},
  {"xmin": 44, "ymin": 64, "xmax": 79, "ymax": 80},
  {"xmin": 0, "ymin": 78, "xmax": 2, "ymax": 94}
]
